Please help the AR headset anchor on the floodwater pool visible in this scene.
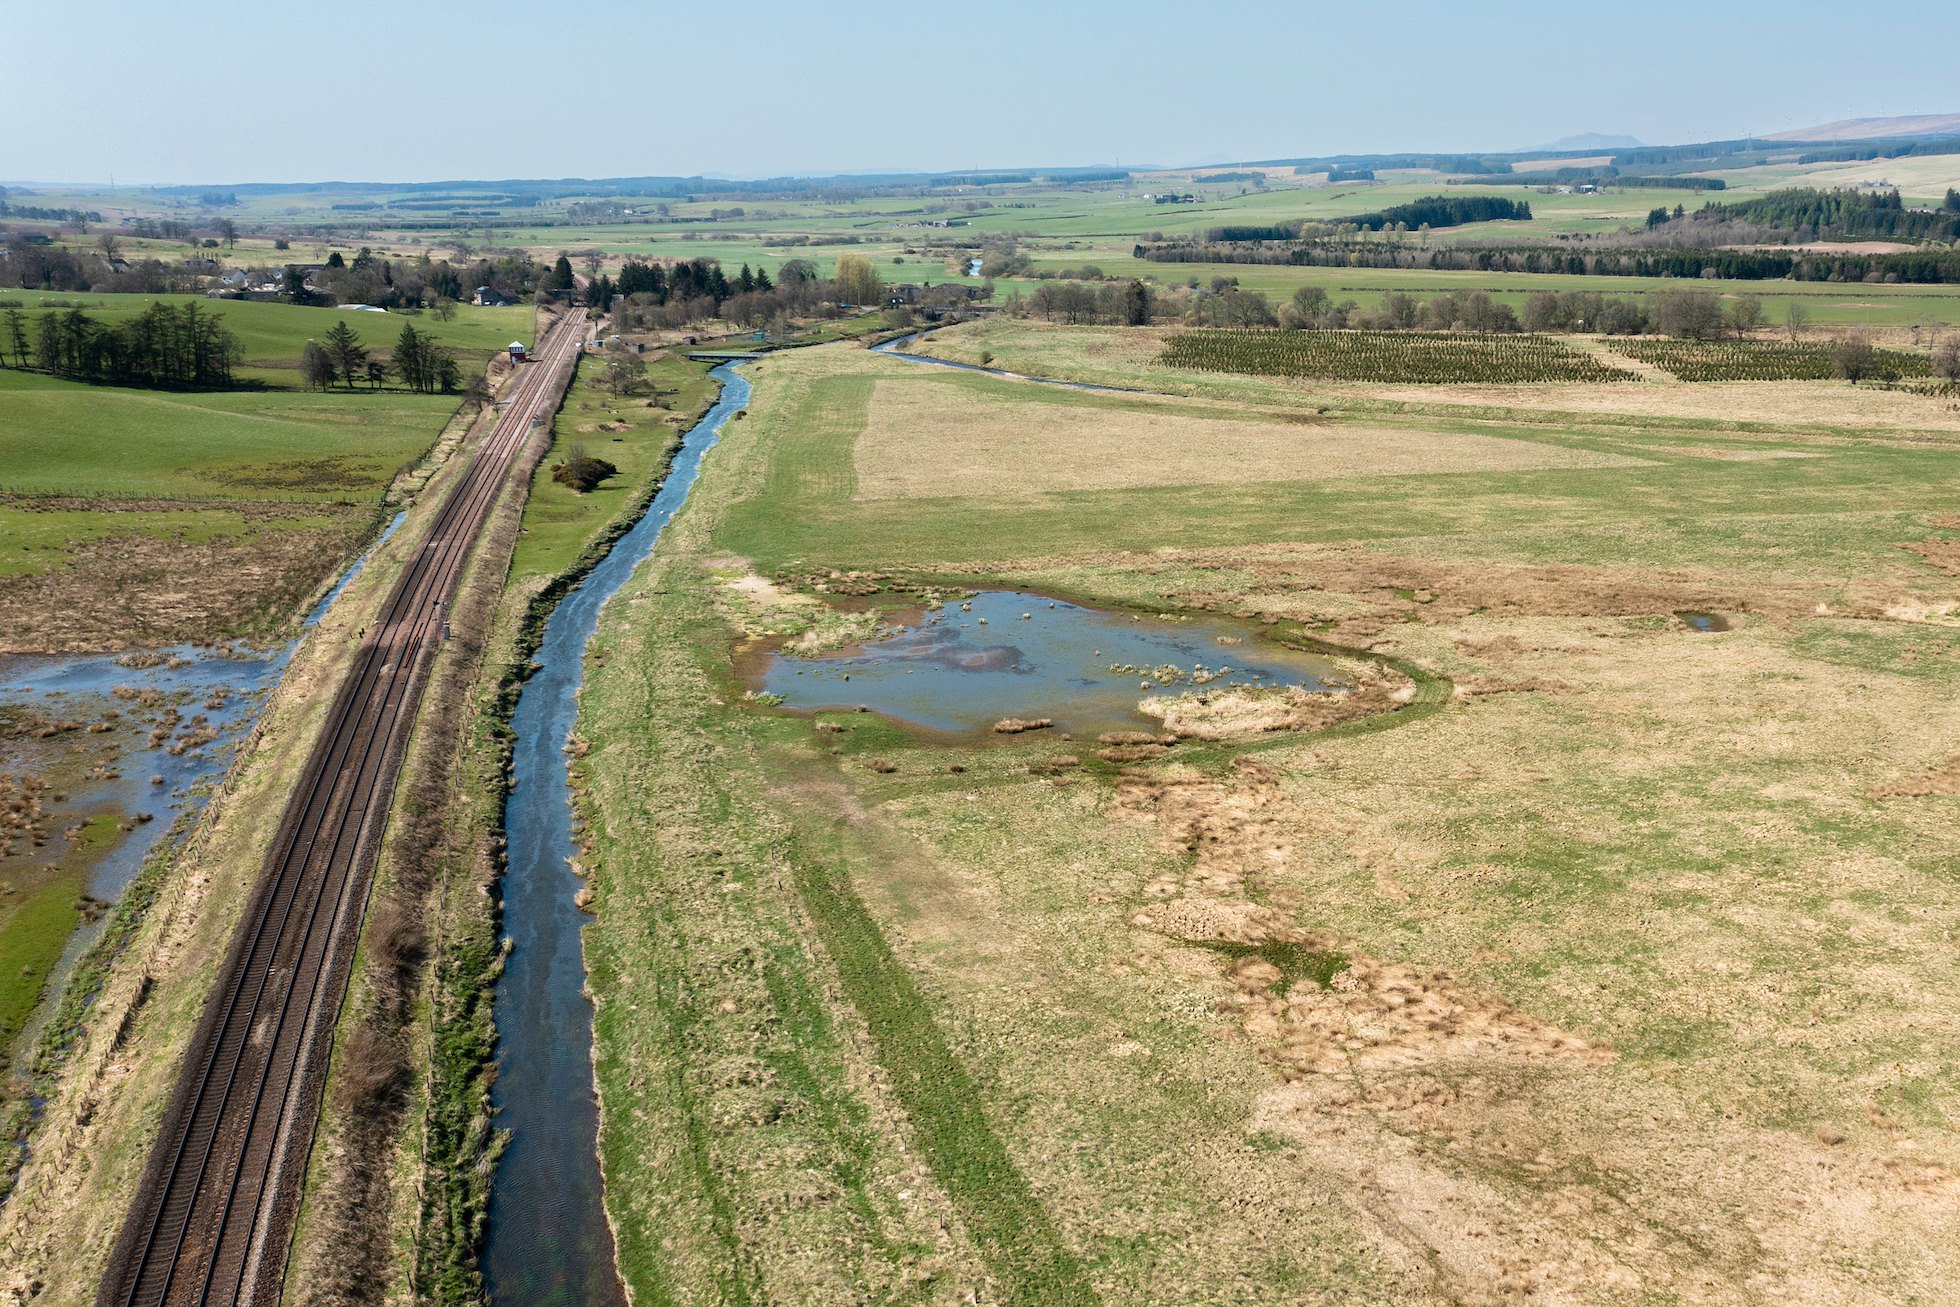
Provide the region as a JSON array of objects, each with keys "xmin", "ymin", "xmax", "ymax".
[{"xmin": 759, "ymin": 590, "xmax": 1338, "ymax": 737}]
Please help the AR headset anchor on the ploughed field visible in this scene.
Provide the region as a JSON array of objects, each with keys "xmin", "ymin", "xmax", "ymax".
[{"xmin": 566, "ymin": 332, "xmax": 1960, "ymax": 1303}]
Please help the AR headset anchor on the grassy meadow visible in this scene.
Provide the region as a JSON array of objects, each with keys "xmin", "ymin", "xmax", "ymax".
[
  {"xmin": 0, "ymin": 286, "xmax": 541, "ymax": 652},
  {"xmin": 509, "ymin": 349, "xmax": 717, "ymax": 580},
  {"xmin": 0, "ymin": 291, "xmax": 531, "ymax": 388},
  {"xmin": 0, "ymin": 362, "xmax": 479, "ymax": 652},
  {"xmin": 565, "ymin": 327, "xmax": 1960, "ymax": 1303}
]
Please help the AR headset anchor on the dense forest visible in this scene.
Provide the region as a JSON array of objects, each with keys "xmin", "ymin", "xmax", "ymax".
[
  {"xmin": 1794, "ymin": 138, "xmax": 1960, "ymax": 165},
  {"xmin": 1486, "ymin": 171, "xmax": 1726, "ymax": 190},
  {"xmin": 1204, "ymin": 222, "xmax": 1305, "ymax": 242},
  {"xmin": 1687, "ymin": 187, "xmax": 1960, "ymax": 242},
  {"xmin": 605, "ymin": 257, "xmax": 739, "ymax": 307},
  {"xmin": 1347, "ymin": 195, "xmax": 1533, "ymax": 230}
]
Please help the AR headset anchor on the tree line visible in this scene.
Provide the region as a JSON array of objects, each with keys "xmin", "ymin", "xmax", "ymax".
[
  {"xmin": 1, "ymin": 301, "xmax": 242, "ymax": 388},
  {"xmin": 605, "ymin": 257, "xmax": 736, "ymax": 307},
  {"xmin": 0, "ymin": 237, "xmax": 549, "ymax": 309},
  {"xmin": 305, "ymin": 248, "xmax": 544, "ymax": 311},
  {"xmin": 299, "ymin": 320, "xmax": 464, "ymax": 393},
  {"xmin": 1020, "ymin": 277, "xmax": 1817, "ymax": 343},
  {"xmin": 600, "ymin": 255, "xmax": 892, "ymax": 334},
  {"xmin": 1135, "ymin": 238, "xmax": 1960, "ymax": 284},
  {"xmin": 0, "ymin": 198, "xmax": 105, "ymax": 224},
  {"xmin": 1020, "ymin": 279, "xmax": 1153, "ymax": 325}
]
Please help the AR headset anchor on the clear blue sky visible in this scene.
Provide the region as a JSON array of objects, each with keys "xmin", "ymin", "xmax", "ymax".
[{"xmin": 7, "ymin": 0, "xmax": 1958, "ymax": 184}]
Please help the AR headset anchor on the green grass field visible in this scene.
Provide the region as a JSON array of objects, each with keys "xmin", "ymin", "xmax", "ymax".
[
  {"xmin": 0, "ymin": 291, "xmax": 531, "ymax": 388},
  {"xmin": 0, "ymin": 296, "xmax": 504, "ymax": 652},
  {"xmin": 510, "ymin": 350, "xmax": 717, "ymax": 580},
  {"xmin": 0, "ymin": 868, "xmax": 84, "ymax": 1074},
  {"xmin": 0, "ymin": 366, "xmax": 463, "ymax": 501}
]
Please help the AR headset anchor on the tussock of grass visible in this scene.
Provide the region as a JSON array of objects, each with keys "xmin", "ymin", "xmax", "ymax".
[{"xmin": 1198, "ymin": 941, "xmax": 1350, "ymax": 997}]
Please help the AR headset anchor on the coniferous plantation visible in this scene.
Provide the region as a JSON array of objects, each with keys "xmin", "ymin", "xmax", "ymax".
[
  {"xmin": 3, "ymin": 301, "xmax": 242, "ymax": 387},
  {"xmin": 1697, "ymin": 185, "xmax": 1960, "ymax": 241}
]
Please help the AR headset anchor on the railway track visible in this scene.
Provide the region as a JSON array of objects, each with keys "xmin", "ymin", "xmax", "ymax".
[{"xmin": 97, "ymin": 310, "xmax": 587, "ymax": 1307}]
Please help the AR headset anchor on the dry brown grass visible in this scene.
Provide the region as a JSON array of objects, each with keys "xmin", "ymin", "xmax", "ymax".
[
  {"xmin": 1874, "ymin": 754, "xmax": 1960, "ymax": 797},
  {"xmin": 1086, "ymin": 541, "xmax": 1844, "ymax": 650},
  {"xmin": 1080, "ymin": 602, "xmax": 1960, "ymax": 1304},
  {"xmin": 852, "ymin": 379, "xmax": 1648, "ymax": 501},
  {"xmin": 550, "ymin": 333, "xmax": 1960, "ymax": 1303},
  {"xmin": 1363, "ymin": 375, "xmax": 1960, "ymax": 431},
  {"xmin": 1116, "ymin": 759, "xmax": 1613, "ymax": 1079},
  {"xmin": 0, "ymin": 503, "xmax": 372, "ymax": 654},
  {"xmin": 1625, "ymin": 443, "xmax": 1828, "ymax": 461}
]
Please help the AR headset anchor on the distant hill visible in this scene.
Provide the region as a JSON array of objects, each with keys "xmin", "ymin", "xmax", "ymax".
[
  {"xmin": 1769, "ymin": 113, "xmax": 1960, "ymax": 142},
  {"xmin": 1533, "ymin": 132, "xmax": 1644, "ymax": 151}
]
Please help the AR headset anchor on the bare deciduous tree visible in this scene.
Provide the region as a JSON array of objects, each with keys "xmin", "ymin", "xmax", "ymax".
[
  {"xmin": 1934, "ymin": 334, "xmax": 1960, "ymax": 384},
  {"xmin": 1830, "ymin": 334, "xmax": 1877, "ymax": 385}
]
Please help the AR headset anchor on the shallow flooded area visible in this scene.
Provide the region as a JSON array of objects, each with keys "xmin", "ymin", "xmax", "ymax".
[
  {"xmin": 759, "ymin": 589, "xmax": 1339, "ymax": 737},
  {"xmin": 0, "ymin": 511, "xmax": 403, "ymax": 1068}
]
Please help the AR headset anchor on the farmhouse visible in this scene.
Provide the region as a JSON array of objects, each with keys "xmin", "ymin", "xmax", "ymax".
[{"xmin": 474, "ymin": 285, "xmax": 517, "ymax": 307}]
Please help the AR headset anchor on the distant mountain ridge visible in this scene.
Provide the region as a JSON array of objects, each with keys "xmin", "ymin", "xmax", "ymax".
[
  {"xmin": 1532, "ymin": 132, "xmax": 1644, "ymax": 151},
  {"xmin": 1768, "ymin": 113, "xmax": 1960, "ymax": 142}
]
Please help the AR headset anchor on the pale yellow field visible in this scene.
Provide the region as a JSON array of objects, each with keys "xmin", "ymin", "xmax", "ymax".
[
  {"xmin": 1714, "ymin": 153, "xmax": 1960, "ymax": 202},
  {"xmin": 854, "ymin": 378, "xmax": 1648, "ymax": 500}
]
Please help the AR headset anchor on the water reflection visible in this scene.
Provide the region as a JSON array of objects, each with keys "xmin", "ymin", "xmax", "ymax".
[{"xmin": 762, "ymin": 590, "xmax": 1334, "ymax": 736}]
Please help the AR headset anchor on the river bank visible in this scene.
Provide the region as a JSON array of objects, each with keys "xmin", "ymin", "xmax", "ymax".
[{"xmin": 481, "ymin": 361, "xmax": 749, "ymax": 1306}]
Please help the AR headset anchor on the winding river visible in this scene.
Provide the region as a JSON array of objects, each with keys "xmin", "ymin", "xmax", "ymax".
[{"xmin": 485, "ymin": 362, "xmax": 748, "ymax": 1306}]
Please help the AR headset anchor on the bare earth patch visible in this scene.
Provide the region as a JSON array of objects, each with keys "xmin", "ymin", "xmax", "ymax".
[
  {"xmin": 853, "ymin": 379, "xmax": 1648, "ymax": 500},
  {"xmin": 1139, "ymin": 668, "xmax": 1414, "ymax": 740}
]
